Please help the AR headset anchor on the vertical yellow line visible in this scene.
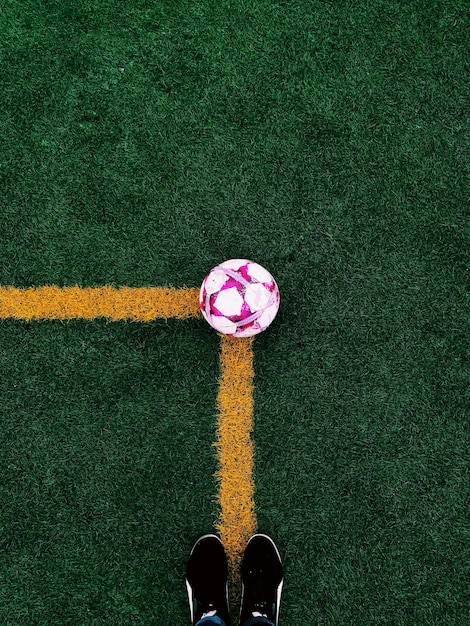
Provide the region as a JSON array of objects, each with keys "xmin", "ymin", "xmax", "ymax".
[{"xmin": 215, "ymin": 335, "xmax": 257, "ymax": 598}]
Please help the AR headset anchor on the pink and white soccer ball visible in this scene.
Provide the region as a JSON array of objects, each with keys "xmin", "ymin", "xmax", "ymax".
[{"xmin": 199, "ymin": 259, "xmax": 280, "ymax": 337}]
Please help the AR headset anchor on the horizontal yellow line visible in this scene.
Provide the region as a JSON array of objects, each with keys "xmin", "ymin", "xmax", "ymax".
[{"xmin": 0, "ymin": 286, "xmax": 200, "ymax": 321}]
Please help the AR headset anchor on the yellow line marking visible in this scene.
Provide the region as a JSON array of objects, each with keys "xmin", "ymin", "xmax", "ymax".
[
  {"xmin": 216, "ymin": 335, "xmax": 257, "ymax": 600},
  {"xmin": 0, "ymin": 285, "xmax": 257, "ymax": 596},
  {"xmin": 0, "ymin": 286, "xmax": 200, "ymax": 320}
]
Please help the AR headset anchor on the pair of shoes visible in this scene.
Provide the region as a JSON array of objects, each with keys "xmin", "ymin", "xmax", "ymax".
[{"xmin": 185, "ymin": 534, "xmax": 283, "ymax": 626}]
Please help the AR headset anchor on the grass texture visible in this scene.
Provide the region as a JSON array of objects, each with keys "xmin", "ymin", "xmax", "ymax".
[{"xmin": 1, "ymin": 0, "xmax": 469, "ymax": 624}]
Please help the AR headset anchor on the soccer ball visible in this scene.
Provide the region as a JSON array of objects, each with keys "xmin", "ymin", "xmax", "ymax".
[{"xmin": 199, "ymin": 259, "xmax": 280, "ymax": 337}]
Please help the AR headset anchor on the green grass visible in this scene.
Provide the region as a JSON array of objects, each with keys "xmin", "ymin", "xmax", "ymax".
[
  {"xmin": 1, "ymin": 0, "xmax": 469, "ymax": 624},
  {"xmin": 0, "ymin": 320, "xmax": 220, "ymax": 623}
]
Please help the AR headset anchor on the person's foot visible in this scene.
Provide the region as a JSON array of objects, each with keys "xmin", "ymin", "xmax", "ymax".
[
  {"xmin": 240, "ymin": 534, "xmax": 283, "ymax": 626},
  {"xmin": 185, "ymin": 534, "xmax": 231, "ymax": 626}
]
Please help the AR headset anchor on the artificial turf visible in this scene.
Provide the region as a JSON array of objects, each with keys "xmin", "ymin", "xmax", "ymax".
[{"xmin": 1, "ymin": 0, "xmax": 469, "ymax": 624}]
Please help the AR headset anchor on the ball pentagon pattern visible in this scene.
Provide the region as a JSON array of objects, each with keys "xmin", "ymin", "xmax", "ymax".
[{"xmin": 199, "ymin": 259, "xmax": 280, "ymax": 337}]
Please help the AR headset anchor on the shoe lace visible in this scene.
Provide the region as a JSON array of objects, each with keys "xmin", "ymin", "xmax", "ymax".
[{"xmin": 247, "ymin": 568, "xmax": 271, "ymax": 616}]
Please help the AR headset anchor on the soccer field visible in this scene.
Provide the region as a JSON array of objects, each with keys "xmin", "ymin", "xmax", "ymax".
[{"xmin": 1, "ymin": 1, "xmax": 468, "ymax": 624}]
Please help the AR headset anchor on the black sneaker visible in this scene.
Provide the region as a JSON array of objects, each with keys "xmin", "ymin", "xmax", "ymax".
[
  {"xmin": 185, "ymin": 534, "xmax": 231, "ymax": 626},
  {"xmin": 240, "ymin": 534, "xmax": 284, "ymax": 626}
]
